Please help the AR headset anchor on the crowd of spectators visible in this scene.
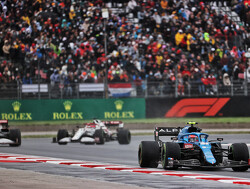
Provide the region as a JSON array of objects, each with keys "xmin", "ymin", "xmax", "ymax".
[
  {"xmin": 232, "ymin": 0, "xmax": 250, "ymax": 24},
  {"xmin": 0, "ymin": 0, "xmax": 249, "ymax": 97}
]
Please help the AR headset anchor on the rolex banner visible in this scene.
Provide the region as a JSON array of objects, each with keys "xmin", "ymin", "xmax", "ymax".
[{"xmin": 0, "ymin": 99, "xmax": 145, "ymax": 121}]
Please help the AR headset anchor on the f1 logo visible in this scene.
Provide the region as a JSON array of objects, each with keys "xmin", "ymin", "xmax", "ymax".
[{"xmin": 165, "ymin": 98, "xmax": 230, "ymax": 117}]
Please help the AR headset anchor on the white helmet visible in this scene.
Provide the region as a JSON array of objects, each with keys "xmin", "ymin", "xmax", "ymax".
[{"xmin": 93, "ymin": 119, "xmax": 101, "ymax": 124}]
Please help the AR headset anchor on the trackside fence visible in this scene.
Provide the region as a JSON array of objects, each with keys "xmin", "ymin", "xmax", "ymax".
[{"xmin": 0, "ymin": 78, "xmax": 249, "ymax": 99}]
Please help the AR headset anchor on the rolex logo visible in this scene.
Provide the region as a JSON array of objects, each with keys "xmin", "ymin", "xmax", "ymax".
[
  {"xmin": 12, "ymin": 101, "xmax": 21, "ymax": 112},
  {"xmin": 63, "ymin": 101, "xmax": 72, "ymax": 111},
  {"xmin": 114, "ymin": 100, "xmax": 123, "ymax": 111}
]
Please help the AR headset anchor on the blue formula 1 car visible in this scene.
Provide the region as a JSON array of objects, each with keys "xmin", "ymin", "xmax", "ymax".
[{"xmin": 138, "ymin": 122, "xmax": 249, "ymax": 171}]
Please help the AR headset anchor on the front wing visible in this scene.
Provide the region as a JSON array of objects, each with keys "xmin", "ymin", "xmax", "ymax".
[
  {"xmin": 0, "ymin": 138, "xmax": 16, "ymax": 144},
  {"xmin": 172, "ymin": 159, "xmax": 250, "ymax": 169},
  {"xmin": 54, "ymin": 136, "xmax": 102, "ymax": 144}
]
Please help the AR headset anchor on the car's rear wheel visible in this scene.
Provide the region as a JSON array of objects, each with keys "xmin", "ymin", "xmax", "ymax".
[
  {"xmin": 229, "ymin": 143, "xmax": 249, "ymax": 172},
  {"xmin": 9, "ymin": 129, "xmax": 21, "ymax": 147},
  {"xmin": 117, "ymin": 129, "xmax": 131, "ymax": 144},
  {"xmin": 94, "ymin": 129, "xmax": 105, "ymax": 145},
  {"xmin": 162, "ymin": 142, "xmax": 181, "ymax": 169},
  {"xmin": 138, "ymin": 141, "xmax": 160, "ymax": 168},
  {"xmin": 57, "ymin": 129, "xmax": 69, "ymax": 145}
]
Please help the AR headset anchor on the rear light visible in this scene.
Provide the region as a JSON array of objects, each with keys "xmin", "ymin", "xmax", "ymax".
[
  {"xmin": 184, "ymin": 143, "xmax": 193, "ymax": 149},
  {"xmin": 248, "ymin": 159, "xmax": 250, "ymax": 165},
  {"xmin": 168, "ymin": 158, "xmax": 174, "ymax": 167}
]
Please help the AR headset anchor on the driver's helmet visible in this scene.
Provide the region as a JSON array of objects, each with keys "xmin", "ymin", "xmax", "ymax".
[
  {"xmin": 188, "ymin": 135, "xmax": 199, "ymax": 142},
  {"xmin": 93, "ymin": 119, "xmax": 105, "ymax": 127},
  {"xmin": 93, "ymin": 119, "xmax": 101, "ymax": 124}
]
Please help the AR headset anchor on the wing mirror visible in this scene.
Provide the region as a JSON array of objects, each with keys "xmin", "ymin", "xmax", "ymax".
[
  {"xmin": 217, "ymin": 138, "xmax": 223, "ymax": 141},
  {"xmin": 171, "ymin": 137, "xmax": 178, "ymax": 141}
]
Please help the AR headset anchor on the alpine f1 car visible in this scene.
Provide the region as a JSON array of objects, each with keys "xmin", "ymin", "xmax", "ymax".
[
  {"xmin": 53, "ymin": 119, "xmax": 131, "ymax": 145},
  {"xmin": 138, "ymin": 122, "xmax": 249, "ymax": 171},
  {"xmin": 0, "ymin": 120, "xmax": 21, "ymax": 146}
]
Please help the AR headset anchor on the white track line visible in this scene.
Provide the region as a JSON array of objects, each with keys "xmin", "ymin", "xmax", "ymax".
[{"xmin": 0, "ymin": 153, "xmax": 249, "ymax": 186}]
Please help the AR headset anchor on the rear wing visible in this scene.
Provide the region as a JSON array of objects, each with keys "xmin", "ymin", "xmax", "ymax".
[
  {"xmin": 0, "ymin": 120, "xmax": 8, "ymax": 125},
  {"xmin": 0, "ymin": 120, "xmax": 8, "ymax": 124},
  {"xmin": 154, "ymin": 127, "xmax": 182, "ymax": 141},
  {"xmin": 103, "ymin": 121, "xmax": 124, "ymax": 128}
]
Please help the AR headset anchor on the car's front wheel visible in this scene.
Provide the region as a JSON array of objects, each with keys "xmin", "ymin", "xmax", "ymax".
[
  {"xmin": 94, "ymin": 129, "xmax": 105, "ymax": 145},
  {"xmin": 9, "ymin": 129, "xmax": 21, "ymax": 147},
  {"xmin": 57, "ymin": 129, "xmax": 69, "ymax": 145},
  {"xmin": 161, "ymin": 142, "xmax": 181, "ymax": 169},
  {"xmin": 229, "ymin": 143, "xmax": 249, "ymax": 172}
]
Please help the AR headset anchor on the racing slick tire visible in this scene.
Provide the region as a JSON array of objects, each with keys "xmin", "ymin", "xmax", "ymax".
[
  {"xmin": 94, "ymin": 129, "xmax": 105, "ymax": 145},
  {"xmin": 9, "ymin": 129, "xmax": 21, "ymax": 147},
  {"xmin": 138, "ymin": 141, "xmax": 160, "ymax": 168},
  {"xmin": 117, "ymin": 129, "xmax": 131, "ymax": 144},
  {"xmin": 57, "ymin": 129, "xmax": 69, "ymax": 145},
  {"xmin": 162, "ymin": 142, "xmax": 181, "ymax": 170},
  {"xmin": 229, "ymin": 143, "xmax": 249, "ymax": 172}
]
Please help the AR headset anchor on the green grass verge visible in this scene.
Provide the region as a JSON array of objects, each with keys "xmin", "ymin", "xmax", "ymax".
[
  {"xmin": 10, "ymin": 117, "xmax": 250, "ymax": 126},
  {"xmin": 23, "ymin": 135, "xmax": 56, "ymax": 139}
]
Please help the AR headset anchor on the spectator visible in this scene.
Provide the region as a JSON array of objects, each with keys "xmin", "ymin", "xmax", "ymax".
[
  {"xmin": 22, "ymin": 73, "xmax": 32, "ymax": 84},
  {"xmin": 192, "ymin": 68, "xmax": 205, "ymax": 95},
  {"xmin": 127, "ymin": 0, "xmax": 138, "ymax": 17},
  {"xmin": 137, "ymin": 7, "xmax": 146, "ymax": 24},
  {"xmin": 0, "ymin": 0, "xmax": 248, "ymax": 99},
  {"xmin": 175, "ymin": 30, "xmax": 185, "ymax": 47},
  {"xmin": 152, "ymin": 11, "xmax": 161, "ymax": 25},
  {"xmin": 2, "ymin": 40, "xmax": 10, "ymax": 59},
  {"xmin": 232, "ymin": 61, "xmax": 240, "ymax": 80},
  {"xmin": 161, "ymin": 0, "xmax": 168, "ymax": 11},
  {"xmin": 50, "ymin": 69, "xmax": 60, "ymax": 97},
  {"xmin": 207, "ymin": 72, "xmax": 217, "ymax": 95},
  {"xmin": 244, "ymin": 66, "xmax": 250, "ymax": 83},
  {"xmin": 177, "ymin": 73, "xmax": 184, "ymax": 96},
  {"xmin": 64, "ymin": 74, "xmax": 73, "ymax": 98},
  {"xmin": 134, "ymin": 74, "xmax": 143, "ymax": 95},
  {"xmin": 223, "ymin": 72, "xmax": 231, "ymax": 94}
]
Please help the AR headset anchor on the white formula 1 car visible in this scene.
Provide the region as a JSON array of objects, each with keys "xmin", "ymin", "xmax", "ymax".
[
  {"xmin": 53, "ymin": 119, "xmax": 131, "ymax": 145},
  {"xmin": 0, "ymin": 120, "xmax": 21, "ymax": 146}
]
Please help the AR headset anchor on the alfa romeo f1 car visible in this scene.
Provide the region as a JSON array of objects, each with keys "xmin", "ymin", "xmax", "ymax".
[
  {"xmin": 138, "ymin": 122, "xmax": 249, "ymax": 171},
  {"xmin": 0, "ymin": 120, "xmax": 21, "ymax": 146},
  {"xmin": 54, "ymin": 119, "xmax": 131, "ymax": 145}
]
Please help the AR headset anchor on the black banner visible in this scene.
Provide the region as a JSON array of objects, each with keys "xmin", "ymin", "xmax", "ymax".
[{"xmin": 146, "ymin": 97, "xmax": 250, "ymax": 118}]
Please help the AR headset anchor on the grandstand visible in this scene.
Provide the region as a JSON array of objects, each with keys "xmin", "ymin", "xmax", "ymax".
[{"xmin": 0, "ymin": 0, "xmax": 249, "ymax": 99}]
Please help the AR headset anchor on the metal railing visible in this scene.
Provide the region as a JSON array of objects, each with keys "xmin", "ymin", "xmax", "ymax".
[{"xmin": 0, "ymin": 78, "xmax": 249, "ymax": 99}]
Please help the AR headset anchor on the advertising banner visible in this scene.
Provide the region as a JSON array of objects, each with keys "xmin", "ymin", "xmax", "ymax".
[
  {"xmin": 146, "ymin": 97, "xmax": 250, "ymax": 118},
  {"xmin": 0, "ymin": 99, "xmax": 145, "ymax": 121}
]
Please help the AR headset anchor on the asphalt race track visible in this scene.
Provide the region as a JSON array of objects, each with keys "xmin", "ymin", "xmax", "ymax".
[{"xmin": 0, "ymin": 134, "xmax": 249, "ymax": 188}]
